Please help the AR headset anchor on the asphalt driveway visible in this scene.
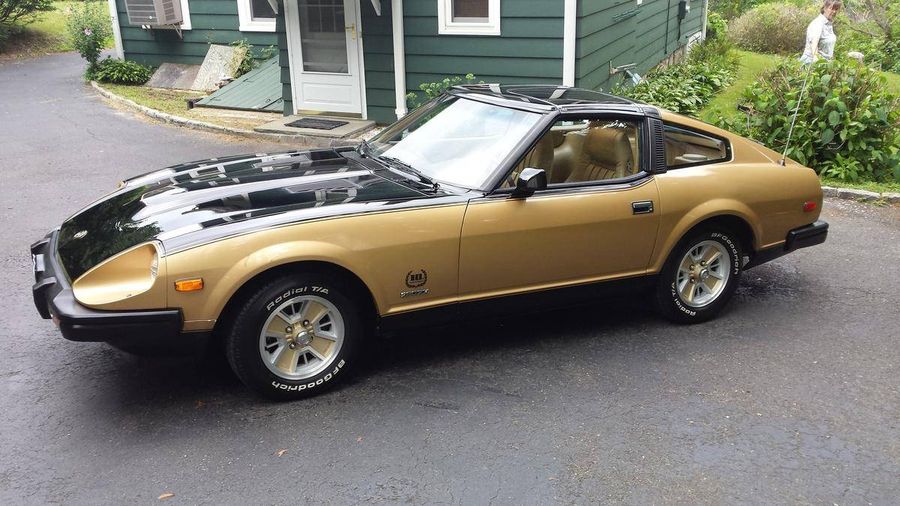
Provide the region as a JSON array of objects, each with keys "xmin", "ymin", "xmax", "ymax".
[{"xmin": 1, "ymin": 53, "xmax": 898, "ymax": 505}]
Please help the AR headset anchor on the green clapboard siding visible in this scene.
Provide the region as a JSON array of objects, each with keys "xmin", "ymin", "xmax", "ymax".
[
  {"xmin": 117, "ymin": 0, "xmax": 278, "ymax": 67},
  {"xmin": 361, "ymin": 0, "xmax": 564, "ymax": 124},
  {"xmin": 575, "ymin": 0, "xmax": 705, "ymax": 92}
]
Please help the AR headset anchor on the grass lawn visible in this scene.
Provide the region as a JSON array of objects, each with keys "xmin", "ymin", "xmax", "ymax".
[
  {"xmin": 0, "ymin": 1, "xmax": 112, "ymax": 58},
  {"xmin": 100, "ymin": 83, "xmax": 281, "ymax": 132},
  {"xmin": 700, "ymin": 50, "xmax": 779, "ymax": 124},
  {"xmin": 700, "ymin": 50, "xmax": 899, "ymax": 123},
  {"xmin": 820, "ymin": 177, "xmax": 900, "ymax": 194}
]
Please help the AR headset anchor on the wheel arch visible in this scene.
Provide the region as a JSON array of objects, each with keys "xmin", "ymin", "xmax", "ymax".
[
  {"xmin": 651, "ymin": 206, "xmax": 759, "ymax": 273},
  {"xmin": 211, "ymin": 260, "xmax": 379, "ymax": 343}
]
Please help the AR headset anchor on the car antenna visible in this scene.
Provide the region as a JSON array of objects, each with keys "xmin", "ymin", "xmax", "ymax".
[{"xmin": 780, "ymin": 63, "xmax": 815, "ymax": 166}]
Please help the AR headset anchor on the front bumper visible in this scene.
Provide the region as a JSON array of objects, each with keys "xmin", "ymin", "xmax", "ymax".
[
  {"xmin": 747, "ymin": 220, "xmax": 829, "ymax": 269},
  {"xmin": 31, "ymin": 230, "xmax": 183, "ymax": 343}
]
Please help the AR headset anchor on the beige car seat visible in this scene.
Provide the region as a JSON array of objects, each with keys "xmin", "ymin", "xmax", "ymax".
[
  {"xmin": 566, "ymin": 126, "xmax": 634, "ymax": 182},
  {"xmin": 507, "ymin": 134, "xmax": 555, "ymax": 186}
]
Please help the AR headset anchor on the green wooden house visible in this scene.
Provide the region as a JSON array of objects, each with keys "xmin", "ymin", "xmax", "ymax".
[{"xmin": 107, "ymin": 0, "xmax": 707, "ymax": 124}]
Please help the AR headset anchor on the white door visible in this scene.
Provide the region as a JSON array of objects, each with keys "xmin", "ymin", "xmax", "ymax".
[{"xmin": 286, "ymin": 0, "xmax": 364, "ymax": 115}]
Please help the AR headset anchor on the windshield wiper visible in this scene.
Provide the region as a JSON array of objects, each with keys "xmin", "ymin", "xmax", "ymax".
[{"xmin": 377, "ymin": 155, "xmax": 439, "ymax": 189}]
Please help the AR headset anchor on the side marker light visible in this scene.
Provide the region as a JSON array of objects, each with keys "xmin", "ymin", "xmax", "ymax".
[
  {"xmin": 175, "ymin": 278, "xmax": 204, "ymax": 292},
  {"xmin": 802, "ymin": 201, "xmax": 817, "ymax": 213}
]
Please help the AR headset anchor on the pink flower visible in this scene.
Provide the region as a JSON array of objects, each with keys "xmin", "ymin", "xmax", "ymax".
[{"xmin": 84, "ymin": 28, "xmax": 93, "ymax": 36}]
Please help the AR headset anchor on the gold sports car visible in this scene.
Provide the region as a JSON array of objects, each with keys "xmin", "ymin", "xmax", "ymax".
[{"xmin": 31, "ymin": 85, "xmax": 827, "ymax": 399}]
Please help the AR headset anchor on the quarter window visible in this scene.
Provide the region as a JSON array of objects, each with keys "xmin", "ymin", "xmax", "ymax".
[
  {"xmin": 503, "ymin": 118, "xmax": 643, "ymax": 188},
  {"xmin": 664, "ymin": 124, "xmax": 729, "ymax": 168},
  {"xmin": 238, "ymin": 0, "xmax": 276, "ymax": 32},
  {"xmin": 438, "ymin": 0, "xmax": 500, "ymax": 36}
]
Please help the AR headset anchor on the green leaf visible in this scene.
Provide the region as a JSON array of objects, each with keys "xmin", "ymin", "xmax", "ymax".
[
  {"xmin": 828, "ymin": 111, "xmax": 840, "ymax": 126},
  {"xmin": 821, "ymin": 129, "xmax": 835, "ymax": 144}
]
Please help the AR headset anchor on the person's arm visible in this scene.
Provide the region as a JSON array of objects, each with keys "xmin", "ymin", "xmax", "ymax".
[{"xmin": 808, "ymin": 19, "xmax": 823, "ymax": 61}]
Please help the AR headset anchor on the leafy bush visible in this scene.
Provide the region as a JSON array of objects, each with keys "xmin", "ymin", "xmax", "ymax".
[
  {"xmin": 729, "ymin": 2, "xmax": 813, "ymax": 54},
  {"xmin": 66, "ymin": 1, "xmax": 111, "ymax": 76},
  {"xmin": 837, "ymin": 25, "xmax": 900, "ymax": 72},
  {"xmin": 406, "ymin": 73, "xmax": 482, "ymax": 110},
  {"xmin": 709, "ymin": 0, "xmax": 810, "ymax": 20},
  {"xmin": 706, "ymin": 11, "xmax": 728, "ymax": 41},
  {"xmin": 231, "ymin": 39, "xmax": 277, "ymax": 78},
  {"xmin": 93, "ymin": 57, "xmax": 154, "ymax": 84},
  {"xmin": 0, "ymin": 0, "xmax": 53, "ymax": 25},
  {"xmin": 719, "ymin": 58, "xmax": 899, "ymax": 182},
  {"xmin": 614, "ymin": 39, "xmax": 738, "ymax": 116}
]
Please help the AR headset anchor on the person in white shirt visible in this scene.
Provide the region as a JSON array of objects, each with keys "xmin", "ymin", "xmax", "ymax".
[{"xmin": 800, "ymin": 0, "xmax": 842, "ymax": 64}]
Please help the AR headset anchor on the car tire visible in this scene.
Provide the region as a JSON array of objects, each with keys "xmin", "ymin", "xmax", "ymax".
[
  {"xmin": 655, "ymin": 228, "xmax": 743, "ymax": 324},
  {"xmin": 225, "ymin": 273, "xmax": 362, "ymax": 400}
]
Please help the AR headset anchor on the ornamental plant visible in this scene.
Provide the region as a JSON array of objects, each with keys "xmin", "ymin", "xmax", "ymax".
[
  {"xmin": 719, "ymin": 58, "xmax": 900, "ymax": 182},
  {"xmin": 614, "ymin": 38, "xmax": 738, "ymax": 116},
  {"xmin": 406, "ymin": 73, "xmax": 482, "ymax": 110},
  {"xmin": 728, "ymin": 2, "xmax": 813, "ymax": 54},
  {"xmin": 65, "ymin": 1, "xmax": 111, "ymax": 77},
  {"xmin": 93, "ymin": 57, "xmax": 154, "ymax": 84}
]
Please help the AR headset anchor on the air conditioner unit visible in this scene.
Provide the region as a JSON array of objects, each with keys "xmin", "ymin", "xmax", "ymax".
[{"xmin": 124, "ymin": 0, "xmax": 183, "ymax": 26}]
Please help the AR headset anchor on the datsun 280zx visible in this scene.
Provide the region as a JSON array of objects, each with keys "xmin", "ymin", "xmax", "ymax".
[{"xmin": 31, "ymin": 85, "xmax": 827, "ymax": 399}]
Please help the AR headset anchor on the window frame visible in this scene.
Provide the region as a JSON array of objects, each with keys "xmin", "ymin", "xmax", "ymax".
[
  {"xmin": 437, "ymin": 0, "xmax": 501, "ymax": 36},
  {"xmin": 237, "ymin": 0, "xmax": 276, "ymax": 33},
  {"xmin": 662, "ymin": 122, "xmax": 733, "ymax": 170},
  {"xmin": 489, "ymin": 111, "xmax": 653, "ymax": 194}
]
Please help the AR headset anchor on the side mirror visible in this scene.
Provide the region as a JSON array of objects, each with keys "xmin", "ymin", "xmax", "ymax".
[{"xmin": 512, "ymin": 168, "xmax": 547, "ymax": 197}]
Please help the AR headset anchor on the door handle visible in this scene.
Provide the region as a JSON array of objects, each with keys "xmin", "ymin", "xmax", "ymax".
[
  {"xmin": 632, "ymin": 200, "xmax": 654, "ymax": 214},
  {"xmin": 345, "ymin": 23, "xmax": 357, "ymax": 40}
]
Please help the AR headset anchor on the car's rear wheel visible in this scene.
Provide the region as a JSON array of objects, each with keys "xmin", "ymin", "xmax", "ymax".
[
  {"xmin": 225, "ymin": 273, "xmax": 362, "ymax": 400},
  {"xmin": 655, "ymin": 228, "xmax": 743, "ymax": 323}
]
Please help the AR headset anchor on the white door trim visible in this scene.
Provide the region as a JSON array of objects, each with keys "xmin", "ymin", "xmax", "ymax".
[
  {"xmin": 284, "ymin": 0, "xmax": 367, "ymax": 118},
  {"xmin": 562, "ymin": 0, "xmax": 576, "ymax": 87}
]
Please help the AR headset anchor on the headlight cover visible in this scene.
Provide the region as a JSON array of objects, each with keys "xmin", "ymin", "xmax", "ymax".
[{"xmin": 72, "ymin": 242, "xmax": 166, "ymax": 309}]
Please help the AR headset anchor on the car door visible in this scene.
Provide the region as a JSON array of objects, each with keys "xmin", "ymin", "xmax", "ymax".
[{"xmin": 458, "ymin": 115, "xmax": 661, "ymax": 301}]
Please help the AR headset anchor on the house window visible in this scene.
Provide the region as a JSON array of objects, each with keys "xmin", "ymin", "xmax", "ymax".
[
  {"xmin": 438, "ymin": 0, "xmax": 500, "ymax": 36},
  {"xmin": 238, "ymin": 0, "xmax": 276, "ymax": 32}
]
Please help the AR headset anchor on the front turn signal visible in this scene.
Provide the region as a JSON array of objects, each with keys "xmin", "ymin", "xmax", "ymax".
[{"xmin": 175, "ymin": 278, "xmax": 204, "ymax": 292}]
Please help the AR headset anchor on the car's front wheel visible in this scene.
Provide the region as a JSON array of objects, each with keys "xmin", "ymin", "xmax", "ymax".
[
  {"xmin": 655, "ymin": 228, "xmax": 743, "ymax": 323},
  {"xmin": 225, "ymin": 273, "xmax": 362, "ymax": 400}
]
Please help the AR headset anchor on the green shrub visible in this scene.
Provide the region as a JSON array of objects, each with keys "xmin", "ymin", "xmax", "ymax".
[
  {"xmin": 706, "ymin": 11, "xmax": 728, "ymax": 41},
  {"xmin": 230, "ymin": 39, "xmax": 277, "ymax": 78},
  {"xmin": 66, "ymin": 0, "xmax": 111, "ymax": 76},
  {"xmin": 406, "ymin": 73, "xmax": 482, "ymax": 110},
  {"xmin": 718, "ymin": 58, "xmax": 900, "ymax": 182},
  {"xmin": 837, "ymin": 26, "xmax": 900, "ymax": 72},
  {"xmin": 614, "ymin": 40, "xmax": 738, "ymax": 116},
  {"xmin": 0, "ymin": 0, "xmax": 53, "ymax": 25},
  {"xmin": 729, "ymin": 2, "xmax": 813, "ymax": 54},
  {"xmin": 93, "ymin": 57, "xmax": 154, "ymax": 84}
]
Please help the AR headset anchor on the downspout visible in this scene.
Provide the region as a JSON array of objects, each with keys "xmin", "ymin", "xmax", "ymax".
[
  {"xmin": 701, "ymin": 0, "xmax": 708, "ymax": 40},
  {"xmin": 665, "ymin": 0, "xmax": 672, "ymax": 54},
  {"xmin": 107, "ymin": 0, "xmax": 124, "ymax": 59},
  {"xmin": 562, "ymin": 0, "xmax": 576, "ymax": 87},
  {"xmin": 392, "ymin": 0, "xmax": 408, "ymax": 118}
]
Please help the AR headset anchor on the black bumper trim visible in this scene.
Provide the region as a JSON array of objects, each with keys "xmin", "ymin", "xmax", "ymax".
[
  {"xmin": 747, "ymin": 220, "xmax": 828, "ymax": 269},
  {"xmin": 31, "ymin": 230, "xmax": 184, "ymax": 343}
]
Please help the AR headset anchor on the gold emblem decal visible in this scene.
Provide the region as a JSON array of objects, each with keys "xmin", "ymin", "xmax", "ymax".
[{"xmin": 405, "ymin": 269, "xmax": 427, "ymax": 288}]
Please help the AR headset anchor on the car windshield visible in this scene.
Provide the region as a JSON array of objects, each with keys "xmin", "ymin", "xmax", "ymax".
[{"xmin": 367, "ymin": 96, "xmax": 542, "ymax": 189}]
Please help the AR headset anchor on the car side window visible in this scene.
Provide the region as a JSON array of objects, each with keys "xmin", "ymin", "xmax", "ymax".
[
  {"xmin": 664, "ymin": 124, "xmax": 729, "ymax": 168},
  {"xmin": 503, "ymin": 118, "xmax": 642, "ymax": 188}
]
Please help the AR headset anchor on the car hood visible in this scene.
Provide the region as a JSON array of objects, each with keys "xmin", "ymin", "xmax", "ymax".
[{"xmin": 56, "ymin": 149, "xmax": 448, "ymax": 281}]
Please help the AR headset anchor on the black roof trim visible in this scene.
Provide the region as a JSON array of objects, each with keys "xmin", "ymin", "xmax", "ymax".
[{"xmin": 448, "ymin": 84, "xmax": 649, "ymax": 115}]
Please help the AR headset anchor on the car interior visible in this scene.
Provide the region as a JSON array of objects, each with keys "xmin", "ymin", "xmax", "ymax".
[
  {"xmin": 504, "ymin": 119, "xmax": 731, "ymax": 189},
  {"xmin": 504, "ymin": 119, "xmax": 642, "ymax": 188}
]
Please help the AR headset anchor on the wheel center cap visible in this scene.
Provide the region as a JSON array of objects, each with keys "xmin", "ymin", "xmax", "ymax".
[{"xmin": 295, "ymin": 331, "xmax": 313, "ymax": 346}]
